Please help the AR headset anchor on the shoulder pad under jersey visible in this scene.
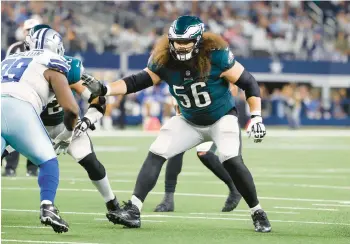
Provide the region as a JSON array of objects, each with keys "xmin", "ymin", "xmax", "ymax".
[
  {"xmin": 34, "ymin": 50, "xmax": 70, "ymax": 74},
  {"xmin": 64, "ymin": 55, "xmax": 84, "ymax": 84},
  {"xmin": 211, "ymin": 47, "xmax": 236, "ymax": 72}
]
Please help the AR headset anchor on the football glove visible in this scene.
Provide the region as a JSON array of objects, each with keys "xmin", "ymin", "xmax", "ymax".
[
  {"xmin": 52, "ymin": 128, "xmax": 73, "ymax": 155},
  {"xmin": 74, "ymin": 117, "xmax": 92, "ymax": 137},
  {"xmin": 246, "ymin": 115, "xmax": 266, "ymax": 143},
  {"xmin": 81, "ymin": 73, "xmax": 108, "ymax": 102}
]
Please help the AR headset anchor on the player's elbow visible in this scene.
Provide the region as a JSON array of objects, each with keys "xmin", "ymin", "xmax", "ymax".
[{"xmin": 234, "ymin": 70, "xmax": 260, "ymax": 99}]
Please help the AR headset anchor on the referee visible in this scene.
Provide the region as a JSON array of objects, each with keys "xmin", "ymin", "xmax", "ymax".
[{"xmin": 2, "ymin": 18, "xmax": 41, "ymax": 177}]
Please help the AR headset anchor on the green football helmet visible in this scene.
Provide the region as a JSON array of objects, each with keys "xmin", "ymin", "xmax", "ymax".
[{"xmin": 168, "ymin": 15, "xmax": 205, "ymax": 61}]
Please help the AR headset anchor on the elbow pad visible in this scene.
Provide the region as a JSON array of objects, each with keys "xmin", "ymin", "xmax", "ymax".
[
  {"xmin": 235, "ymin": 70, "xmax": 260, "ymax": 99},
  {"xmin": 123, "ymin": 70, "xmax": 153, "ymax": 94}
]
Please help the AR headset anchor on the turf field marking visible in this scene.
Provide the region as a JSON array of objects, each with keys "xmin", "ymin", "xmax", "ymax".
[
  {"xmin": 6, "ymin": 177, "xmax": 350, "ymax": 191},
  {"xmin": 1, "ymin": 240, "xmax": 103, "ymax": 244},
  {"xmin": 89, "ymin": 129, "xmax": 350, "ymax": 137},
  {"xmin": 3, "ymin": 209, "xmax": 349, "ymax": 226},
  {"xmin": 274, "ymin": 206, "xmax": 339, "ymax": 211},
  {"xmin": 3, "ymin": 187, "xmax": 350, "ymax": 204},
  {"xmin": 312, "ymin": 204, "xmax": 350, "ymax": 208},
  {"xmin": 190, "ymin": 211, "xmax": 300, "ymax": 215},
  {"xmin": 2, "ymin": 225, "xmax": 49, "ymax": 229},
  {"xmin": 94, "ymin": 218, "xmax": 165, "ymax": 223}
]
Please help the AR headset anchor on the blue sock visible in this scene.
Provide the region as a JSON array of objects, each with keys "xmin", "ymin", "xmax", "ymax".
[{"xmin": 38, "ymin": 158, "xmax": 59, "ymax": 203}]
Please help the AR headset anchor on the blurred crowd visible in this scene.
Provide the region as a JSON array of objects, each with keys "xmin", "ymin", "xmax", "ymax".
[
  {"xmin": 257, "ymin": 84, "xmax": 350, "ymax": 128},
  {"xmin": 1, "ymin": 1, "xmax": 90, "ymax": 53},
  {"xmin": 2, "ymin": 1, "xmax": 350, "ymax": 62}
]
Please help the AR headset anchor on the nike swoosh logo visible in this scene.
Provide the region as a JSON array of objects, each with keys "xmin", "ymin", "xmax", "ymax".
[{"xmin": 44, "ymin": 209, "xmax": 61, "ymax": 219}]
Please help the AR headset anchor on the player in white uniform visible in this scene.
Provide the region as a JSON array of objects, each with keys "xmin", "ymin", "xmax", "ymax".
[{"xmin": 1, "ymin": 28, "xmax": 76, "ymax": 233}]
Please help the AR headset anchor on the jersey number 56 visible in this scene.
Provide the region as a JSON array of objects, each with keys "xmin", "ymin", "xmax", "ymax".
[{"xmin": 173, "ymin": 82, "xmax": 211, "ymax": 108}]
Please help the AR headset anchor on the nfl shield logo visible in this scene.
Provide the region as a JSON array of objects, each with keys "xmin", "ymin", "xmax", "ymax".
[{"xmin": 186, "ymin": 70, "xmax": 191, "ymax": 76}]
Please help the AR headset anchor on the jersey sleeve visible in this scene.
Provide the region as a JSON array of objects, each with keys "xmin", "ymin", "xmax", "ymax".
[
  {"xmin": 213, "ymin": 48, "xmax": 236, "ymax": 72},
  {"xmin": 64, "ymin": 56, "xmax": 83, "ymax": 85},
  {"xmin": 36, "ymin": 51, "xmax": 70, "ymax": 74},
  {"xmin": 147, "ymin": 54, "xmax": 162, "ymax": 77}
]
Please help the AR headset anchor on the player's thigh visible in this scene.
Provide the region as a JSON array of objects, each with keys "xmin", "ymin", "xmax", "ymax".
[
  {"xmin": 210, "ymin": 115, "xmax": 241, "ymax": 163},
  {"xmin": 150, "ymin": 116, "xmax": 203, "ymax": 159},
  {"xmin": 67, "ymin": 132, "xmax": 93, "ymax": 161},
  {"xmin": 1, "ymin": 136, "xmax": 7, "ymax": 155},
  {"xmin": 195, "ymin": 141, "xmax": 217, "ymax": 153},
  {"xmin": 2, "ymin": 97, "xmax": 56, "ymax": 164}
]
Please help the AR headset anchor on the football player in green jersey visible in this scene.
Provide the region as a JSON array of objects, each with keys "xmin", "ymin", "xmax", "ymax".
[{"xmin": 83, "ymin": 16, "xmax": 271, "ymax": 233}]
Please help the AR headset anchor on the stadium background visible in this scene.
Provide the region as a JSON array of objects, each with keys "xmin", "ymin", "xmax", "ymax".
[{"xmin": 2, "ymin": 1, "xmax": 350, "ymax": 129}]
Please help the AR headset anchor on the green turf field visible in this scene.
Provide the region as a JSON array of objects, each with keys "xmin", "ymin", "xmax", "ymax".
[{"xmin": 2, "ymin": 130, "xmax": 350, "ymax": 244}]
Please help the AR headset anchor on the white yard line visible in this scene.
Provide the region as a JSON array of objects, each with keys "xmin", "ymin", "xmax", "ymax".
[
  {"xmin": 2, "ymin": 209, "xmax": 349, "ymax": 227},
  {"xmin": 89, "ymin": 129, "xmax": 350, "ymax": 138},
  {"xmin": 94, "ymin": 218, "xmax": 165, "ymax": 223},
  {"xmin": 5, "ymin": 178, "xmax": 350, "ymax": 190},
  {"xmin": 1, "ymin": 240, "xmax": 103, "ymax": 244},
  {"xmin": 2, "ymin": 225, "xmax": 49, "ymax": 229},
  {"xmin": 2, "ymin": 187, "xmax": 350, "ymax": 203},
  {"xmin": 274, "ymin": 206, "xmax": 339, "ymax": 211},
  {"xmin": 190, "ymin": 211, "xmax": 300, "ymax": 215},
  {"xmin": 312, "ymin": 204, "xmax": 350, "ymax": 208}
]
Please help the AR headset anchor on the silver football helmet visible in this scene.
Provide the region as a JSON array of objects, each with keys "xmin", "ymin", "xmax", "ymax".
[{"xmin": 25, "ymin": 28, "xmax": 65, "ymax": 56}]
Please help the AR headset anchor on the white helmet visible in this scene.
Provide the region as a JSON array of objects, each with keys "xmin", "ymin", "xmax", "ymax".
[{"xmin": 25, "ymin": 27, "xmax": 65, "ymax": 56}]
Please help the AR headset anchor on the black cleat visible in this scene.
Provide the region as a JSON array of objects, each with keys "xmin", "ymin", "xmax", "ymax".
[
  {"xmin": 251, "ymin": 209, "xmax": 271, "ymax": 233},
  {"xmin": 222, "ymin": 191, "xmax": 242, "ymax": 212},
  {"xmin": 2, "ymin": 169, "xmax": 16, "ymax": 177},
  {"xmin": 154, "ymin": 200, "xmax": 174, "ymax": 212},
  {"xmin": 40, "ymin": 204, "xmax": 69, "ymax": 233},
  {"xmin": 106, "ymin": 196, "xmax": 120, "ymax": 212},
  {"xmin": 105, "ymin": 197, "xmax": 121, "ymax": 225},
  {"xmin": 107, "ymin": 200, "xmax": 141, "ymax": 228}
]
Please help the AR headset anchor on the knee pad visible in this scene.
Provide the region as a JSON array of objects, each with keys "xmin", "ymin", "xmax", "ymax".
[
  {"xmin": 78, "ymin": 153, "xmax": 106, "ymax": 181},
  {"xmin": 68, "ymin": 134, "xmax": 93, "ymax": 162}
]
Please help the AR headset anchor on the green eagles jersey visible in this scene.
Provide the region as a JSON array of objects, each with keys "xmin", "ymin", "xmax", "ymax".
[
  {"xmin": 40, "ymin": 55, "xmax": 84, "ymax": 126},
  {"xmin": 148, "ymin": 48, "xmax": 236, "ymax": 126}
]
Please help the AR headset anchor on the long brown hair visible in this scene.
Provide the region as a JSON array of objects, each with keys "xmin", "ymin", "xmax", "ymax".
[{"xmin": 150, "ymin": 32, "xmax": 228, "ymax": 76}]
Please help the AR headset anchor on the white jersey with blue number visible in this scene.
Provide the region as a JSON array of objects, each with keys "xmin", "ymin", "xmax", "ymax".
[{"xmin": 1, "ymin": 49, "xmax": 70, "ymax": 114}]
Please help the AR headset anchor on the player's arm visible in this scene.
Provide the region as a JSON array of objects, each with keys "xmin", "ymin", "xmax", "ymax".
[
  {"xmin": 44, "ymin": 69, "xmax": 79, "ymax": 131},
  {"xmin": 220, "ymin": 61, "xmax": 266, "ymax": 143},
  {"xmin": 82, "ymin": 68, "xmax": 161, "ymax": 99},
  {"xmin": 69, "ymin": 80, "xmax": 93, "ymax": 100},
  {"xmin": 220, "ymin": 62, "xmax": 261, "ymax": 116}
]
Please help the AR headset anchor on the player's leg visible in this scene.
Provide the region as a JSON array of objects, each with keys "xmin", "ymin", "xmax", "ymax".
[
  {"xmin": 210, "ymin": 113, "xmax": 271, "ymax": 233},
  {"xmin": 2, "ymin": 151, "xmax": 19, "ymax": 177},
  {"xmin": 108, "ymin": 116, "xmax": 203, "ymax": 227},
  {"xmin": 196, "ymin": 142, "xmax": 242, "ymax": 212},
  {"xmin": 154, "ymin": 152, "xmax": 185, "ymax": 212},
  {"xmin": 26, "ymin": 159, "xmax": 38, "ymax": 176},
  {"xmin": 1, "ymin": 96, "xmax": 68, "ymax": 233},
  {"xmin": 66, "ymin": 129, "xmax": 120, "ymax": 213},
  {"xmin": 1, "ymin": 137, "xmax": 7, "ymax": 155}
]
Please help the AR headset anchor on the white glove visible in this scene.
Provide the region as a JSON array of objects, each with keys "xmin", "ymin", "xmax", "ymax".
[
  {"xmin": 246, "ymin": 115, "xmax": 266, "ymax": 143},
  {"xmin": 74, "ymin": 118, "xmax": 91, "ymax": 137},
  {"xmin": 52, "ymin": 128, "xmax": 73, "ymax": 155}
]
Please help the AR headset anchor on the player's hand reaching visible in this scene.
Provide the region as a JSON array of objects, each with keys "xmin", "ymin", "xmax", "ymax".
[
  {"xmin": 52, "ymin": 128, "xmax": 73, "ymax": 155},
  {"xmin": 81, "ymin": 73, "xmax": 108, "ymax": 102},
  {"xmin": 74, "ymin": 117, "xmax": 92, "ymax": 137},
  {"xmin": 246, "ymin": 115, "xmax": 266, "ymax": 143}
]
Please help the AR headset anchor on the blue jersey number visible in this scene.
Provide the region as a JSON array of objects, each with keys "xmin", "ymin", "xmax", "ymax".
[{"xmin": 1, "ymin": 58, "xmax": 33, "ymax": 83}]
